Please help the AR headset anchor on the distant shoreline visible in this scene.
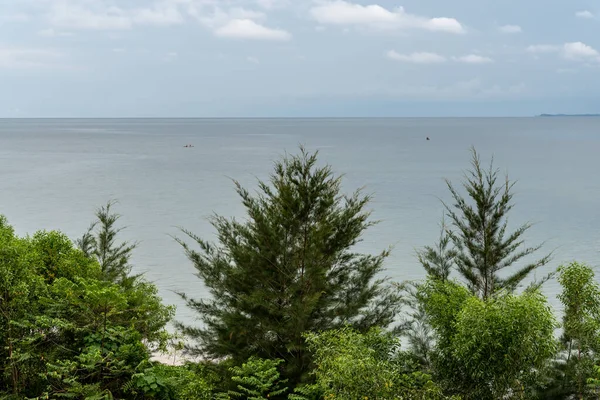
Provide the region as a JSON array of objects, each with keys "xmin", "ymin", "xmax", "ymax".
[{"xmin": 537, "ymin": 113, "xmax": 600, "ymax": 117}]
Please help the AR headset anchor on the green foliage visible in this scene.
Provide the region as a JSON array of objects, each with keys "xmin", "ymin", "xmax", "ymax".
[
  {"xmin": 435, "ymin": 147, "xmax": 551, "ymax": 299},
  {"xmin": 558, "ymin": 262, "xmax": 600, "ymax": 352},
  {"xmin": 0, "ymin": 207, "xmax": 174, "ymax": 399},
  {"xmin": 395, "ymin": 281, "xmax": 438, "ymax": 369},
  {"xmin": 176, "ymin": 147, "xmax": 401, "ymax": 384},
  {"xmin": 536, "ymin": 262, "xmax": 600, "ymax": 399},
  {"xmin": 587, "ymin": 365, "xmax": 600, "ymax": 397},
  {"xmin": 39, "ymin": 326, "xmax": 147, "ymax": 399},
  {"xmin": 30, "ymin": 230, "xmax": 100, "ymax": 283},
  {"xmin": 125, "ymin": 367, "xmax": 172, "ymax": 399},
  {"xmin": 453, "ymin": 290, "xmax": 556, "ymax": 398},
  {"xmin": 31, "ymin": 275, "xmax": 163, "ymax": 398},
  {"xmin": 226, "ymin": 357, "xmax": 288, "ymax": 400},
  {"xmin": 159, "ymin": 363, "xmax": 215, "ymax": 400},
  {"xmin": 77, "ymin": 200, "xmax": 139, "ymax": 284},
  {"xmin": 420, "ymin": 279, "xmax": 557, "ymax": 399},
  {"xmin": 416, "ymin": 217, "xmax": 456, "ymax": 282},
  {"xmin": 302, "ymin": 327, "xmax": 456, "ymax": 400},
  {"xmin": 0, "ymin": 217, "xmax": 46, "ymax": 396}
]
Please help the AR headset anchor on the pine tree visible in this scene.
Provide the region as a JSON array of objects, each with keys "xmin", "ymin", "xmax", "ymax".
[
  {"xmin": 76, "ymin": 200, "xmax": 139, "ymax": 284},
  {"xmin": 416, "ymin": 217, "xmax": 456, "ymax": 282},
  {"xmin": 440, "ymin": 147, "xmax": 551, "ymax": 299},
  {"xmin": 175, "ymin": 147, "xmax": 401, "ymax": 385}
]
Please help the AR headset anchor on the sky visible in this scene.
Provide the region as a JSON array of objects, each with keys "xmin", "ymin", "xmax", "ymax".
[{"xmin": 1, "ymin": 0, "xmax": 600, "ymax": 117}]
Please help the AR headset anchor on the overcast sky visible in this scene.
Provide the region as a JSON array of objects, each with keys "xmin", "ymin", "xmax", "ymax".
[{"xmin": 1, "ymin": 0, "xmax": 599, "ymax": 117}]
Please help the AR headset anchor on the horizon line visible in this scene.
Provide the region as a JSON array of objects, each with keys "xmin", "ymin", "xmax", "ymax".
[{"xmin": 0, "ymin": 115, "xmax": 542, "ymax": 120}]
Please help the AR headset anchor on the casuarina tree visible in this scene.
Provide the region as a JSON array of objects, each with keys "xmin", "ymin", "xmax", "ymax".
[
  {"xmin": 425, "ymin": 147, "xmax": 551, "ymax": 299},
  {"xmin": 77, "ymin": 200, "xmax": 139, "ymax": 285},
  {"xmin": 175, "ymin": 147, "xmax": 401, "ymax": 385}
]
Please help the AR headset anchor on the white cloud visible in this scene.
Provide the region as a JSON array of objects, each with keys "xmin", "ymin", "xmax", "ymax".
[
  {"xmin": 386, "ymin": 50, "xmax": 446, "ymax": 63},
  {"xmin": 309, "ymin": 0, "xmax": 465, "ymax": 34},
  {"xmin": 112, "ymin": 48, "xmax": 126, "ymax": 53},
  {"xmin": 195, "ymin": 7, "xmax": 266, "ymax": 29},
  {"xmin": 526, "ymin": 42, "xmax": 600, "ymax": 63},
  {"xmin": 0, "ymin": 48, "xmax": 62, "ymax": 69},
  {"xmin": 386, "ymin": 50, "xmax": 495, "ymax": 64},
  {"xmin": 188, "ymin": 5, "xmax": 290, "ymax": 41},
  {"xmin": 49, "ymin": 1, "xmax": 184, "ymax": 30},
  {"xmin": 499, "ymin": 24, "xmax": 521, "ymax": 33},
  {"xmin": 526, "ymin": 44, "xmax": 560, "ymax": 53},
  {"xmin": 214, "ymin": 19, "xmax": 291, "ymax": 40},
  {"xmin": 247, "ymin": 56, "xmax": 260, "ymax": 64},
  {"xmin": 562, "ymin": 42, "xmax": 600, "ymax": 60},
  {"xmin": 575, "ymin": 10, "xmax": 595, "ymax": 19},
  {"xmin": 454, "ymin": 54, "xmax": 494, "ymax": 64},
  {"xmin": 132, "ymin": 4, "xmax": 184, "ymax": 26},
  {"xmin": 255, "ymin": 0, "xmax": 290, "ymax": 10},
  {"xmin": 38, "ymin": 28, "xmax": 73, "ymax": 37}
]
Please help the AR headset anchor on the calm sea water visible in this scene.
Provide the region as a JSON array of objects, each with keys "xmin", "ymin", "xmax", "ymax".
[{"xmin": 0, "ymin": 118, "xmax": 599, "ymax": 325}]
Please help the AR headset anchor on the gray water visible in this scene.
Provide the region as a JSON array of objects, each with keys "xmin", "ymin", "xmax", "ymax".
[{"xmin": 0, "ymin": 118, "xmax": 599, "ymax": 325}]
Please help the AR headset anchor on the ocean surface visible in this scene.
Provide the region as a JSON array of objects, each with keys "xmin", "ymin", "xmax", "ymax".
[{"xmin": 0, "ymin": 118, "xmax": 599, "ymax": 326}]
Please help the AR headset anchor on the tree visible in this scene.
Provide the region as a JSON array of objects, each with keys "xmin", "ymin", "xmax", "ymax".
[
  {"xmin": 439, "ymin": 147, "xmax": 551, "ymax": 299},
  {"xmin": 35, "ymin": 276, "xmax": 172, "ymax": 399},
  {"xmin": 406, "ymin": 218, "xmax": 456, "ymax": 365},
  {"xmin": 176, "ymin": 147, "xmax": 401, "ymax": 385},
  {"xmin": 77, "ymin": 200, "xmax": 139, "ymax": 284},
  {"xmin": 31, "ymin": 230, "xmax": 99, "ymax": 283},
  {"xmin": 0, "ymin": 210, "xmax": 175, "ymax": 399},
  {"xmin": 419, "ymin": 278, "xmax": 557, "ymax": 399},
  {"xmin": 417, "ymin": 217, "xmax": 456, "ymax": 282},
  {"xmin": 536, "ymin": 262, "xmax": 600, "ymax": 399},
  {"xmin": 0, "ymin": 216, "xmax": 46, "ymax": 397},
  {"xmin": 298, "ymin": 327, "xmax": 456, "ymax": 400},
  {"xmin": 228, "ymin": 357, "xmax": 288, "ymax": 400}
]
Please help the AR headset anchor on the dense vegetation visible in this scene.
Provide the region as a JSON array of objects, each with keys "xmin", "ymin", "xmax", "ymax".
[{"xmin": 1, "ymin": 146, "xmax": 599, "ymax": 399}]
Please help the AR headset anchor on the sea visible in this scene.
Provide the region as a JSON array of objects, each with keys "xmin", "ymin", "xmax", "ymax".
[{"xmin": 0, "ymin": 117, "xmax": 599, "ymax": 327}]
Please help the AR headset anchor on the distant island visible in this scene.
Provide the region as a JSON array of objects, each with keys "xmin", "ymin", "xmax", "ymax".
[{"xmin": 538, "ymin": 113, "xmax": 600, "ymax": 117}]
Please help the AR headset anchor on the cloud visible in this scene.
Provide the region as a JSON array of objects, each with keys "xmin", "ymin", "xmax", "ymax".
[
  {"xmin": 195, "ymin": 7, "xmax": 267, "ymax": 30},
  {"xmin": 255, "ymin": 0, "xmax": 290, "ymax": 10},
  {"xmin": 454, "ymin": 54, "xmax": 494, "ymax": 64},
  {"xmin": 0, "ymin": 48, "xmax": 63, "ymax": 69},
  {"xmin": 39, "ymin": 28, "xmax": 73, "ymax": 37},
  {"xmin": 309, "ymin": 0, "xmax": 465, "ymax": 34},
  {"xmin": 499, "ymin": 24, "xmax": 521, "ymax": 33},
  {"xmin": 49, "ymin": 1, "xmax": 184, "ymax": 30},
  {"xmin": 214, "ymin": 19, "xmax": 291, "ymax": 40},
  {"xmin": 526, "ymin": 42, "xmax": 600, "ymax": 62},
  {"xmin": 188, "ymin": 5, "xmax": 290, "ymax": 41},
  {"xmin": 386, "ymin": 50, "xmax": 495, "ymax": 64},
  {"xmin": 526, "ymin": 44, "xmax": 560, "ymax": 53},
  {"xmin": 575, "ymin": 10, "xmax": 595, "ymax": 19},
  {"xmin": 386, "ymin": 50, "xmax": 446, "ymax": 63},
  {"xmin": 132, "ymin": 4, "xmax": 184, "ymax": 26},
  {"xmin": 247, "ymin": 56, "xmax": 260, "ymax": 64},
  {"xmin": 562, "ymin": 42, "xmax": 600, "ymax": 60}
]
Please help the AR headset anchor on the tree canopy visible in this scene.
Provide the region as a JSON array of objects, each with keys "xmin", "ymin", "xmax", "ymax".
[{"xmin": 176, "ymin": 147, "xmax": 401, "ymax": 385}]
